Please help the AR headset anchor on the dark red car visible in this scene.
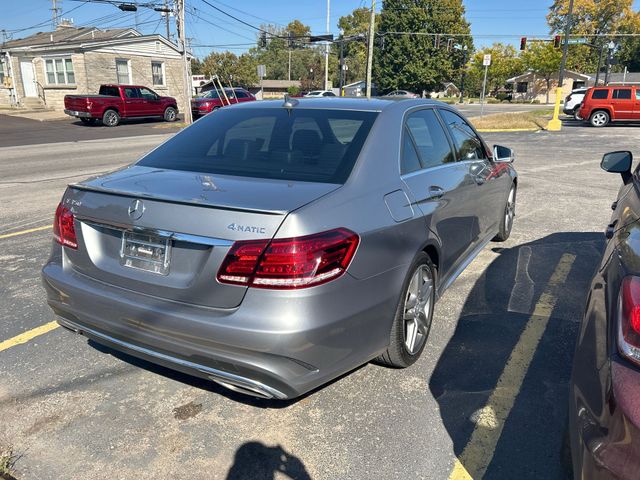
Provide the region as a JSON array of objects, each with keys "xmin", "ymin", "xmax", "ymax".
[
  {"xmin": 191, "ymin": 87, "xmax": 255, "ymax": 117},
  {"xmin": 64, "ymin": 84, "xmax": 178, "ymax": 127},
  {"xmin": 570, "ymin": 150, "xmax": 640, "ymax": 479},
  {"xmin": 578, "ymin": 86, "xmax": 640, "ymax": 127}
]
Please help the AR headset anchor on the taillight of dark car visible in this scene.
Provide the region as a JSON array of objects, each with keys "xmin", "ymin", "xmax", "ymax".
[
  {"xmin": 53, "ymin": 203, "xmax": 78, "ymax": 249},
  {"xmin": 618, "ymin": 276, "xmax": 640, "ymax": 364},
  {"xmin": 217, "ymin": 228, "xmax": 359, "ymax": 289}
]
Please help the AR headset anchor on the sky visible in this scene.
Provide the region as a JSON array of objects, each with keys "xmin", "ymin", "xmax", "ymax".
[{"xmin": 1, "ymin": 0, "xmax": 634, "ymax": 59}]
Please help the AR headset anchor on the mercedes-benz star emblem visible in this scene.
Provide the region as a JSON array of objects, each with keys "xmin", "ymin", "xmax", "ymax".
[{"xmin": 128, "ymin": 199, "xmax": 145, "ymax": 220}]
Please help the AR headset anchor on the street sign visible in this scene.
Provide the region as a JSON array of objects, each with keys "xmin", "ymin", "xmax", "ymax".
[
  {"xmin": 257, "ymin": 64, "xmax": 266, "ymax": 78},
  {"xmin": 483, "ymin": 54, "xmax": 491, "ymax": 66},
  {"xmin": 568, "ymin": 38, "xmax": 587, "ymax": 44}
]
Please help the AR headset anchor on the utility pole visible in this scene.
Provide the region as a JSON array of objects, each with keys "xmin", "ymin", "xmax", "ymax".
[
  {"xmin": 557, "ymin": 0, "xmax": 574, "ymax": 88},
  {"xmin": 365, "ymin": 0, "xmax": 376, "ymax": 99},
  {"xmin": 164, "ymin": 0, "xmax": 171, "ymax": 41},
  {"xmin": 176, "ymin": 0, "xmax": 192, "ymax": 124},
  {"xmin": 324, "ymin": 0, "xmax": 330, "ymax": 91},
  {"xmin": 339, "ymin": 35, "xmax": 345, "ymax": 95},
  {"xmin": 51, "ymin": 0, "xmax": 62, "ymax": 29},
  {"xmin": 595, "ymin": 44, "xmax": 604, "ymax": 86},
  {"xmin": 459, "ymin": 45, "xmax": 468, "ymax": 103},
  {"xmin": 547, "ymin": 0, "xmax": 573, "ymax": 131}
]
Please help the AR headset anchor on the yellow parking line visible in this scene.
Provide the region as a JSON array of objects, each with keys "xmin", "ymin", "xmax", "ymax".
[
  {"xmin": 0, "ymin": 225, "xmax": 51, "ymax": 240},
  {"xmin": 0, "ymin": 321, "xmax": 60, "ymax": 353},
  {"xmin": 448, "ymin": 253, "xmax": 576, "ymax": 480}
]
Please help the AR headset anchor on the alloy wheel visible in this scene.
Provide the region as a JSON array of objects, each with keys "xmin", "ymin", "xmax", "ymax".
[
  {"xmin": 505, "ymin": 187, "xmax": 516, "ymax": 233},
  {"xmin": 592, "ymin": 112, "xmax": 607, "ymax": 126},
  {"xmin": 105, "ymin": 112, "xmax": 118, "ymax": 126},
  {"xmin": 402, "ymin": 265, "xmax": 434, "ymax": 355}
]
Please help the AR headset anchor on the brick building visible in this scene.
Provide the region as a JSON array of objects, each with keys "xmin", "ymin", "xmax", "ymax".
[{"xmin": 0, "ymin": 24, "xmax": 187, "ymax": 112}]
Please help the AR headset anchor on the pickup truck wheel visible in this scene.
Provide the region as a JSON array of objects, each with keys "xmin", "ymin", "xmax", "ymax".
[
  {"xmin": 590, "ymin": 110, "xmax": 609, "ymax": 127},
  {"xmin": 163, "ymin": 107, "xmax": 177, "ymax": 122},
  {"xmin": 102, "ymin": 109, "xmax": 120, "ymax": 127}
]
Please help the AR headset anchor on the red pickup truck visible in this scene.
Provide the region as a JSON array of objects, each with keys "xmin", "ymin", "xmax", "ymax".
[{"xmin": 64, "ymin": 84, "xmax": 178, "ymax": 127}]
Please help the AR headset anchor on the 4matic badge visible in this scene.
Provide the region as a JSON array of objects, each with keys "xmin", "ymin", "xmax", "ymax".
[{"xmin": 227, "ymin": 223, "xmax": 266, "ymax": 234}]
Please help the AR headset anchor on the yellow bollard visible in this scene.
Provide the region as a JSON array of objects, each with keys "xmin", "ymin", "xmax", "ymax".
[{"xmin": 546, "ymin": 87, "xmax": 563, "ymax": 131}]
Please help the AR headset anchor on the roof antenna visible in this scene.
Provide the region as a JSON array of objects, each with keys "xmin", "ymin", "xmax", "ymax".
[{"xmin": 283, "ymin": 94, "xmax": 298, "ymax": 109}]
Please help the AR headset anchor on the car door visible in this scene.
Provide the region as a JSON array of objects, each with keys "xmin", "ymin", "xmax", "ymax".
[
  {"xmin": 399, "ymin": 107, "xmax": 476, "ymax": 278},
  {"xmin": 139, "ymin": 87, "xmax": 162, "ymax": 115},
  {"xmin": 122, "ymin": 87, "xmax": 145, "ymax": 117},
  {"xmin": 438, "ymin": 108, "xmax": 507, "ymax": 242},
  {"xmin": 611, "ymin": 88, "xmax": 633, "ymax": 119}
]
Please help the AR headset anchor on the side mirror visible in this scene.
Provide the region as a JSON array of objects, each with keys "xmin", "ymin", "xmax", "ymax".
[
  {"xmin": 493, "ymin": 145, "xmax": 515, "ymax": 163},
  {"xmin": 601, "ymin": 151, "xmax": 632, "ymax": 184}
]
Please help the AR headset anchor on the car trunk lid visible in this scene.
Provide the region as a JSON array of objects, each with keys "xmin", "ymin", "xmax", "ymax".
[{"xmin": 63, "ymin": 166, "xmax": 340, "ymax": 308}]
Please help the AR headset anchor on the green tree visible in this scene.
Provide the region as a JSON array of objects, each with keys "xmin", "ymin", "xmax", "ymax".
[
  {"xmin": 466, "ymin": 43, "xmax": 522, "ymax": 97},
  {"xmin": 547, "ymin": 0, "xmax": 640, "ymax": 73},
  {"xmin": 521, "ymin": 42, "xmax": 562, "ymax": 104},
  {"xmin": 190, "ymin": 58, "xmax": 204, "ymax": 75},
  {"xmin": 374, "ymin": 0, "xmax": 472, "ymax": 94},
  {"xmin": 200, "ymin": 51, "xmax": 258, "ymax": 88},
  {"xmin": 336, "ymin": 7, "xmax": 377, "ymax": 85}
]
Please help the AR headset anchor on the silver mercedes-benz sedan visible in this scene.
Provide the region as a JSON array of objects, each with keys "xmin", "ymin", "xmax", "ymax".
[{"xmin": 42, "ymin": 97, "xmax": 517, "ymax": 400}]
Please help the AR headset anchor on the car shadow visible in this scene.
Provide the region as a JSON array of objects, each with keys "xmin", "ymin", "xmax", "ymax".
[
  {"xmin": 429, "ymin": 232, "xmax": 604, "ymax": 479},
  {"xmin": 70, "ymin": 115, "xmax": 183, "ymax": 127},
  {"xmin": 225, "ymin": 441, "xmax": 311, "ymax": 480}
]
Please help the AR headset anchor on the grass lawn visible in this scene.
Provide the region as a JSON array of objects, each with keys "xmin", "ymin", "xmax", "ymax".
[{"xmin": 471, "ymin": 108, "xmax": 554, "ymax": 131}]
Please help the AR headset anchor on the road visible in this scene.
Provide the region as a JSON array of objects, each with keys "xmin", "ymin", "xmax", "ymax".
[
  {"xmin": 0, "ymin": 114, "xmax": 182, "ymax": 147},
  {"xmin": 0, "ymin": 118, "xmax": 630, "ymax": 479}
]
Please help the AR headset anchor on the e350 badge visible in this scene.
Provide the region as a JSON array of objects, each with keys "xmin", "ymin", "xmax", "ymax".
[{"xmin": 227, "ymin": 223, "xmax": 267, "ymax": 234}]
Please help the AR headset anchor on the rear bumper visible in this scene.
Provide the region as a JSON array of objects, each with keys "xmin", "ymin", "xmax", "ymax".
[
  {"xmin": 64, "ymin": 109, "xmax": 93, "ymax": 118},
  {"xmin": 42, "ymin": 256, "xmax": 403, "ymax": 399},
  {"xmin": 570, "ymin": 359, "xmax": 640, "ymax": 479}
]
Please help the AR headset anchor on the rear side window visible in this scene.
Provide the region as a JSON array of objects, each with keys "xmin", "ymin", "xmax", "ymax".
[
  {"xmin": 439, "ymin": 109, "xmax": 486, "ymax": 161},
  {"xmin": 124, "ymin": 87, "xmax": 140, "ymax": 99},
  {"xmin": 613, "ymin": 89, "xmax": 632, "ymax": 99},
  {"xmin": 405, "ymin": 109, "xmax": 455, "ymax": 169},
  {"xmin": 591, "ymin": 89, "xmax": 609, "ymax": 100},
  {"xmin": 201, "ymin": 90, "xmax": 220, "ymax": 99},
  {"xmin": 99, "ymin": 86, "xmax": 119, "ymax": 97},
  {"xmin": 401, "ymin": 127, "xmax": 422, "ymax": 174},
  {"xmin": 138, "ymin": 108, "xmax": 378, "ymax": 184},
  {"xmin": 636, "ymin": 90, "xmax": 640, "ymax": 100}
]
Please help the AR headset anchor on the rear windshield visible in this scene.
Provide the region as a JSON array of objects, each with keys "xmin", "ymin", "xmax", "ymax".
[
  {"xmin": 99, "ymin": 86, "xmax": 120, "ymax": 97},
  {"xmin": 199, "ymin": 90, "xmax": 232, "ymax": 99},
  {"xmin": 138, "ymin": 107, "xmax": 379, "ymax": 183}
]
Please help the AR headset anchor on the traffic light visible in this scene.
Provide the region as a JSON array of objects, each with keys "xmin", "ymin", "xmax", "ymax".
[
  {"xmin": 118, "ymin": 3, "xmax": 137, "ymax": 11},
  {"xmin": 554, "ymin": 35, "xmax": 561, "ymax": 49},
  {"xmin": 258, "ymin": 32, "xmax": 267, "ymax": 48},
  {"xmin": 520, "ymin": 37, "xmax": 527, "ymax": 51}
]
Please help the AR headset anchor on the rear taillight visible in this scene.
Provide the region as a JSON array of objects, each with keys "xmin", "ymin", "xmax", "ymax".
[
  {"xmin": 217, "ymin": 228, "xmax": 359, "ymax": 289},
  {"xmin": 618, "ymin": 276, "xmax": 640, "ymax": 364},
  {"xmin": 53, "ymin": 203, "xmax": 78, "ymax": 249}
]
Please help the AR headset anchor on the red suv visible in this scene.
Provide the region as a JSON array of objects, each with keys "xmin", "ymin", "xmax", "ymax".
[
  {"xmin": 191, "ymin": 87, "xmax": 255, "ymax": 117},
  {"xmin": 579, "ymin": 86, "xmax": 640, "ymax": 127}
]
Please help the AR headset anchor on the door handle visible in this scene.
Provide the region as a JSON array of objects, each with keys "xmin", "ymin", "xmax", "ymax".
[{"xmin": 427, "ymin": 185, "xmax": 446, "ymax": 200}]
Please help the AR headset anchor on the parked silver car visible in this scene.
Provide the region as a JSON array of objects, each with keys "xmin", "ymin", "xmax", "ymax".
[{"xmin": 42, "ymin": 98, "xmax": 517, "ymax": 399}]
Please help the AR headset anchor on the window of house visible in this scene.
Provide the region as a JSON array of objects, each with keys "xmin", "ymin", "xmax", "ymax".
[
  {"xmin": 44, "ymin": 58, "xmax": 75, "ymax": 85},
  {"xmin": 613, "ymin": 88, "xmax": 632, "ymax": 99},
  {"xmin": 116, "ymin": 59, "xmax": 131, "ymax": 84},
  {"xmin": 516, "ymin": 82, "xmax": 528, "ymax": 93},
  {"xmin": 151, "ymin": 61, "xmax": 164, "ymax": 86}
]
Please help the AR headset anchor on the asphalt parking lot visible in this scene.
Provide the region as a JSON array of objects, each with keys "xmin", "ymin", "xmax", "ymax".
[{"xmin": 0, "ymin": 116, "xmax": 629, "ymax": 479}]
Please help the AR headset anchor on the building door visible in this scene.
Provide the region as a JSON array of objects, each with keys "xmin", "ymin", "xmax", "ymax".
[{"xmin": 19, "ymin": 60, "xmax": 37, "ymax": 97}]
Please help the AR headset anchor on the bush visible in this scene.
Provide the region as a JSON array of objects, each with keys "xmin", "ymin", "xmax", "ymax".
[
  {"xmin": 487, "ymin": 98, "xmax": 501, "ymax": 104},
  {"xmin": 287, "ymin": 85, "xmax": 300, "ymax": 96}
]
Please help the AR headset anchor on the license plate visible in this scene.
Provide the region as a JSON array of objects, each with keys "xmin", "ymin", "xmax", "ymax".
[{"xmin": 120, "ymin": 231, "xmax": 171, "ymax": 275}]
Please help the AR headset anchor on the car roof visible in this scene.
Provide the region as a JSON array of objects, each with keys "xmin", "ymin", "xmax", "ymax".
[{"xmin": 228, "ymin": 97, "xmax": 449, "ymax": 112}]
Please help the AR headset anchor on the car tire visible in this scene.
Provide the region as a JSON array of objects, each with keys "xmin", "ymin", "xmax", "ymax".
[
  {"xmin": 493, "ymin": 184, "xmax": 516, "ymax": 242},
  {"xmin": 376, "ymin": 252, "xmax": 436, "ymax": 368},
  {"xmin": 80, "ymin": 118, "xmax": 97, "ymax": 126},
  {"xmin": 590, "ymin": 110, "xmax": 610, "ymax": 127},
  {"xmin": 573, "ymin": 110, "xmax": 582, "ymax": 121},
  {"xmin": 163, "ymin": 106, "xmax": 177, "ymax": 122},
  {"xmin": 102, "ymin": 109, "xmax": 120, "ymax": 127}
]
